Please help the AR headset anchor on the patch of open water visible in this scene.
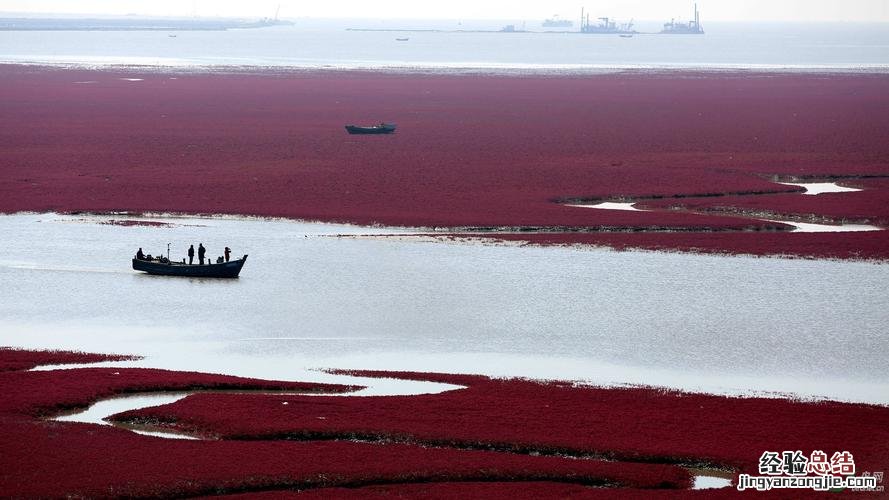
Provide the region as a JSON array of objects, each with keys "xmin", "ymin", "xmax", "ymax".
[
  {"xmin": 566, "ymin": 202, "xmax": 644, "ymax": 211},
  {"xmin": 776, "ymin": 181, "xmax": 863, "ymax": 195},
  {"xmin": 54, "ymin": 392, "xmax": 200, "ymax": 440},
  {"xmin": 1, "ymin": 213, "xmax": 888, "ymax": 404}
]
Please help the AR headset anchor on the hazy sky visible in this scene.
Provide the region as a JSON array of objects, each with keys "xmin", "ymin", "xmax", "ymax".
[{"xmin": 2, "ymin": 0, "xmax": 888, "ymax": 22}]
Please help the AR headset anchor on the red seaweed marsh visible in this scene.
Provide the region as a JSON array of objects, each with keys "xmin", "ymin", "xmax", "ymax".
[
  {"xmin": 1, "ymin": 64, "xmax": 888, "ymax": 497},
  {"xmin": 3, "ymin": 349, "xmax": 889, "ymax": 497},
  {"xmin": 2, "ymin": 67, "xmax": 888, "ymax": 257}
]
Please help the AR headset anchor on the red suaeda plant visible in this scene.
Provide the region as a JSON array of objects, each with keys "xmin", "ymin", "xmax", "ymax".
[
  {"xmin": 0, "ymin": 349, "xmax": 692, "ymax": 497},
  {"xmin": 637, "ymin": 186, "xmax": 889, "ymax": 227},
  {"xmin": 4, "ymin": 349, "xmax": 887, "ymax": 497},
  {"xmin": 484, "ymin": 231, "xmax": 889, "ymax": 260},
  {"xmin": 0, "ymin": 347, "xmax": 135, "ymax": 372},
  {"xmin": 1, "ymin": 66, "xmax": 887, "ymax": 257},
  {"xmin": 116, "ymin": 369, "xmax": 889, "ymax": 485}
]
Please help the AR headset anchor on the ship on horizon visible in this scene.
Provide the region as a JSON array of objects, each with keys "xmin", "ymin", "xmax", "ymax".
[
  {"xmin": 661, "ymin": 3, "xmax": 704, "ymax": 34},
  {"xmin": 579, "ymin": 8, "xmax": 635, "ymax": 35},
  {"xmin": 542, "ymin": 15, "xmax": 572, "ymax": 28}
]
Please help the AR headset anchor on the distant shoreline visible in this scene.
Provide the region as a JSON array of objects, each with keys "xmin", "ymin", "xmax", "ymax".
[
  {"xmin": 0, "ymin": 17, "xmax": 293, "ymax": 31},
  {"xmin": 2, "ymin": 60, "xmax": 888, "ymax": 76}
]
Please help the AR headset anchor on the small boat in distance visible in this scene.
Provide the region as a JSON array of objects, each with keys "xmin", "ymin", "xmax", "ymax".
[
  {"xmin": 345, "ymin": 123, "xmax": 397, "ymax": 134},
  {"xmin": 395, "ymin": 37, "xmax": 409, "ymax": 41},
  {"xmin": 133, "ymin": 255, "xmax": 248, "ymax": 278}
]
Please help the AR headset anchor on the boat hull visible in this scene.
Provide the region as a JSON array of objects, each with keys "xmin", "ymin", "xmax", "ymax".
[
  {"xmin": 345, "ymin": 124, "xmax": 396, "ymax": 134},
  {"xmin": 132, "ymin": 255, "xmax": 247, "ymax": 278}
]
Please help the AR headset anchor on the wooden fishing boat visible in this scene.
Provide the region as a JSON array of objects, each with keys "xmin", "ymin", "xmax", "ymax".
[
  {"xmin": 345, "ymin": 123, "xmax": 396, "ymax": 134},
  {"xmin": 132, "ymin": 255, "xmax": 248, "ymax": 278}
]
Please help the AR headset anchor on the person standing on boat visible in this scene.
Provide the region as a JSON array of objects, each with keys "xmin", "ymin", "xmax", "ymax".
[
  {"xmin": 198, "ymin": 243, "xmax": 206, "ymax": 265},
  {"xmin": 224, "ymin": 246, "xmax": 231, "ymax": 262},
  {"xmin": 136, "ymin": 248, "xmax": 145, "ymax": 260},
  {"xmin": 188, "ymin": 244, "xmax": 195, "ymax": 265}
]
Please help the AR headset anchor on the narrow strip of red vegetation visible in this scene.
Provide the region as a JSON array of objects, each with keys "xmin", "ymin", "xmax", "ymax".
[
  {"xmin": 636, "ymin": 187, "xmax": 889, "ymax": 227},
  {"xmin": 2, "ymin": 66, "xmax": 887, "ymax": 257},
  {"xmin": 481, "ymin": 231, "xmax": 889, "ymax": 260},
  {"xmin": 0, "ymin": 347, "xmax": 136, "ymax": 372},
  {"xmin": 208, "ymin": 481, "xmax": 712, "ymax": 499}
]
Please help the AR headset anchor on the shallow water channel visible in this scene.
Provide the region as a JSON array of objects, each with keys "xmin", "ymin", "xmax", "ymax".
[{"xmin": 1, "ymin": 213, "xmax": 888, "ymax": 404}]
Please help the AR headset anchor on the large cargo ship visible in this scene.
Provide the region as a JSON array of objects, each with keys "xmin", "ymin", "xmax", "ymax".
[{"xmin": 661, "ymin": 3, "xmax": 704, "ymax": 34}]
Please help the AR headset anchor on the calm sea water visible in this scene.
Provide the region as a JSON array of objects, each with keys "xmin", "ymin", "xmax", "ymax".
[
  {"xmin": 1, "ymin": 213, "xmax": 887, "ymax": 403},
  {"xmin": 1, "ymin": 20, "xmax": 888, "ymax": 71}
]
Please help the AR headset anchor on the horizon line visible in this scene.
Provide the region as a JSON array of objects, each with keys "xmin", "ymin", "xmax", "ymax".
[{"xmin": 2, "ymin": 12, "xmax": 889, "ymax": 24}]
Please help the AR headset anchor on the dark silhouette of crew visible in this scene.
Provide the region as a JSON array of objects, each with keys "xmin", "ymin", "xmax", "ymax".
[
  {"xmin": 188, "ymin": 244, "xmax": 195, "ymax": 265},
  {"xmin": 198, "ymin": 243, "xmax": 206, "ymax": 265},
  {"xmin": 224, "ymin": 246, "xmax": 231, "ymax": 262},
  {"xmin": 136, "ymin": 247, "xmax": 145, "ymax": 260}
]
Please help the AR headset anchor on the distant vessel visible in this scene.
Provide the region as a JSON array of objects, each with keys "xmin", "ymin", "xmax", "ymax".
[
  {"xmin": 579, "ymin": 9, "xmax": 635, "ymax": 35},
  {"xmin": 345, "ymin": 123, "xmax": 397, "ymax": 134},
  {"xmin": 248, "ymin": 5, "xmax": 294, "ymax": 29},
  {"xmin": 661, "ymin": 3, "xmax": 704, "ymax": 34},
  {"xmin": 542, "ymin": 15, "xmax": 572, "ymax": 28},
  {"xmin": 395, "ymin": 37, "xmax": 409, "ymax": 41}
]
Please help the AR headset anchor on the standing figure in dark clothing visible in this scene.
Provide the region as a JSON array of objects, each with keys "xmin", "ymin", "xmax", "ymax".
[
  {"xmin": 188, "ymin": 244, "xmax": 195, "ymax": 265},
  {"xmin": 224, "ymin": 246, "xmax": 231, "ymax": 262},
  {"xmin": 198, "ymin": 243, "xmax": 206, "ymax": 265},
  {"xmin": 136, "ymin": 248, "xmax": 145, "ymax": 260}
]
